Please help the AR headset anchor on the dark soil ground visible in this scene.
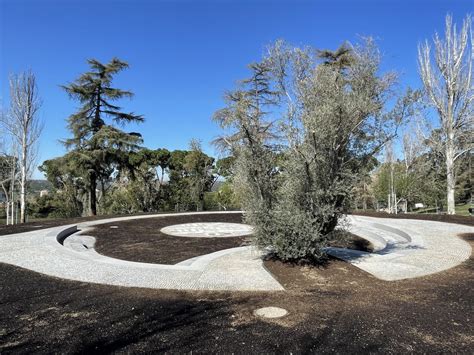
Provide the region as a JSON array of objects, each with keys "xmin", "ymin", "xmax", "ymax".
[
  {"xmin": 1, "ymin": 233, "xmax": 472, "ymax": 353},
  {"xmin": 351, "ymin": 210, "xmax": 474, "ymax": 226},
  {"xmin": 328, "ymin": 233, "xmax": 374, "ymax": 252},
  {"xmin": 86, "ymin": 213, "xmax": 370, "ymax": 264},
  {"xmin": 0, "ymin": 213, "xmax": 472, "ymax": 353},
  {"xmin": 86, "ymin": 213, "xmax": 250, "ymax": 264}
]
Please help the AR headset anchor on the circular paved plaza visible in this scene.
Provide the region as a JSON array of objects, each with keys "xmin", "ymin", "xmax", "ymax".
[{"xmin": 160, "ymin": 222, "xmax": 254, "ymax": 238}]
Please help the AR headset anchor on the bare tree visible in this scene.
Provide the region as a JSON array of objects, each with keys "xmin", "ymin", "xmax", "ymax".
[
  {"xmin": 402, "ymin": 133, "xmax": 418, "ymax": 177},
  {"xmin": 1, "ymin": 71, "xmax": 42, "ymax": 223},
  {"xmin": 0, "ymin": 121, "xmax": 19, "ymax": 225},
  {"xmin": 418, "ymin": 14, "xmax": 474, "ymax": 214},
  {"xmin": 385, "ymin": 141, "xmax": 398, "ymax": 214}
]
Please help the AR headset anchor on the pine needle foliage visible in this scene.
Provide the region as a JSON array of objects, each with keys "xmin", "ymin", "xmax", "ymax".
[{"xmin": 62, "ymin": 58, "xmax": 144, "ymax": 215}]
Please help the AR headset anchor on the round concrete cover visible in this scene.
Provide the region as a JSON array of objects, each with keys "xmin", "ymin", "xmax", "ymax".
[
  {"xmin": 160, "ymin": 222, "xmax": 254, "ymax": 238},
  {"xmin": 254, "ymin": 307, "xmax": 288, "ymax": 318}
]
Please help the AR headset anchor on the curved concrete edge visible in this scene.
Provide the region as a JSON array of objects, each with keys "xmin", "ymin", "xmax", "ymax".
[
  {"xmin": 62, "ymin": 230, "xmax": 257, "ymax": 272},
  {"xmin": 347, "ymin": 219, "xmax": 419, "ymax": 253},
  {"xmin": 77, "ymin": 210, "xmax": 244, "ymax": 230},
  {"xmin": 347, "ymin": 226, "xmax": 387, "ymax": 252},
  {"xmin": 370, "ymin": 222, "xmax": 412, "ymax": 242},
  {"xmin": 2, "ymin": 212, "xmax": 471, "ymax": 286},
  {"xmin": 330, "ymin": 216, "xmax": 473, "ymax": 281},
  {"xmin": 0, "ymin": 211, "xmax": 284, "ymax": 291},
  {"xmin": 52, "ymin": 225, "xmax": 78, "ymax": 244}
]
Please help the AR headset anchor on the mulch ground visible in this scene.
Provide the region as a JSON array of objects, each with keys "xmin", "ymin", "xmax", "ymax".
[
  {"xmin": 1, "ymin": 233, "xmax": 472, "ymax": 353},
  {"xmin": 86, "ymin": 213, "xmax": 371, "ymax": 264},
  {"xmin": 0, "ymin": 213, "xmax": 472, "ymax": 353},
  {"xmin": 86, "ymin": 213, "xmax": 250, "ymax": 264}
]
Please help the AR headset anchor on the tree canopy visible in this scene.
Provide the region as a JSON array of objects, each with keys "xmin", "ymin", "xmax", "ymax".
[{"xmin": 62, "ymin": 58, "xmax": 144, "ymax": 215}]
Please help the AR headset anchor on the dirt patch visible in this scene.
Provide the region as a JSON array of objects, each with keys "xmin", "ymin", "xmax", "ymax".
[
  {"xmin": 1, "ymin": 233, "xmax": 472, "ymax": 353},
  {"xmin": 1, "ymin": 214, "xmax": 472, "ymax": 352},
  {"xmin": 86, "ymin": 213, "xmax": 250, "ymax": 264},
  {"xmin": 351, "ymin": 211, "xmax": 474, "ymax": 226},
  {"xmin": 86, "ymin": 214, "xmax": 372, "ymax": 264},
  {"xmin": 328, "ymin": 233, "xmax": 374, "ymax": 252}
]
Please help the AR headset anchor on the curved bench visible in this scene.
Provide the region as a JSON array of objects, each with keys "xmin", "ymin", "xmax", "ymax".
[
  {"xmin": 54, "ymin": 225, "xmax": 78, "ymax": 244},
  {"xmin": 370, "ymin": 222, "xmax": 412, "ymax": 243}
]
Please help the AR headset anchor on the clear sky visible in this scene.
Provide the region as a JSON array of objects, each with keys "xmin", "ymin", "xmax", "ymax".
[{"xmin": 0, "ymin": 0, "xmax": 472, "ymax": 178}]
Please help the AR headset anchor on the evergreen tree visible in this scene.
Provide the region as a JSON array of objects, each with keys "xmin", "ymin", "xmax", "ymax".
[
  {"xmin": 184, "ymin": 139, "xmax": 216, "ymax": 211},
  {"xmin": 62, "ymin": 58, "xmax": 143, "ymax": 215}
]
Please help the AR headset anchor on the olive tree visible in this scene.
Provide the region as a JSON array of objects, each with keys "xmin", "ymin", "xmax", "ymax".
[{"xmin": 215, "ymin": 39, "xmax": 419, "ymax": 262}]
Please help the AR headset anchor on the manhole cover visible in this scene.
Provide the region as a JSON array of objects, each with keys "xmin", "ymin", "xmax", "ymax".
[{"xmin": 254, "ymin": 307, "xmax": 288, "ymax": 319}]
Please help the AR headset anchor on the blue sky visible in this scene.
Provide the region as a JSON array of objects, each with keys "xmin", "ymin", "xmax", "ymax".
[{"xmin": 0, "ymin": 0, "xmax": 472, "ymax": 178}]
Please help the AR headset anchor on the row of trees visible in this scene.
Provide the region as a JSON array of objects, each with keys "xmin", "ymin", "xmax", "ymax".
[
  {"xmin": 0, "ymin": 60, "xmax": 239, "ymax": 223},
  {"xmin": 38, "ymin": 140, "xmax": 238, "ymax": 217},
  {"xmin": 352, "ymin": 131, "xmax": 471, "ymax": 212}
]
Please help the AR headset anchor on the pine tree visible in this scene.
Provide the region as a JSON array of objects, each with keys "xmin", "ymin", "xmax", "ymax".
[{"xmin": 62, "ymin": 58, "xmax": 143, "ymax": 215}]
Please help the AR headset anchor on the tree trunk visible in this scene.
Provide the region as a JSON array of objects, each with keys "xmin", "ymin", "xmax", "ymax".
[
  {"xmin": 1, "ymin": 180, "xmax": 10, "ymax": 225},
  {"xmin": 446, "ymin": 140, "xmax": 456, "ymax": 214},
  {"xmin": 9, "ymin": 160, "xmax": 15, "ymax": 225},
  {"xmin": 20, "ymin": 132, "xmax": 27, "ymax": 223},
  {"xmin": 197, "ymin": 194, "xmax": 204, "ymax": 212},
  {"xmin": 90, "ymin": 171, "xmax": 97, "ymax": 216},
  {"xmin": 3, "ymin": 192, "xmax": 9, "ymax": 225}
]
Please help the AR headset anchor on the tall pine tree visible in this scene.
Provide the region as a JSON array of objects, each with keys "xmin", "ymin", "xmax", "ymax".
[{"xmin": 63, "ymin": 58, "xmax": 143, "ymax": 215}]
